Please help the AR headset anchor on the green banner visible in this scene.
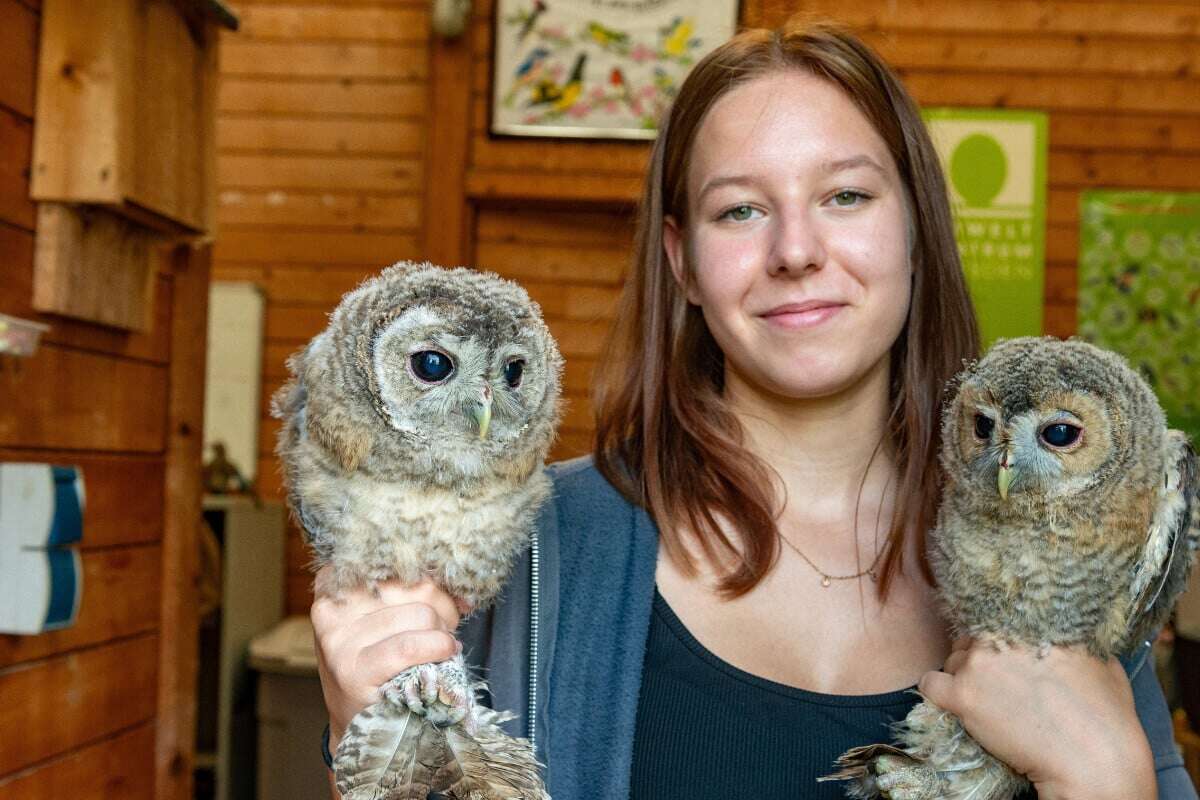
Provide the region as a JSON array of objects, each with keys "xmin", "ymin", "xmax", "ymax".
[
  {"xmin": 1078, "ymin": 190, "xmax": 1200, "ymax": 444},
  {"xmin": 924, "ymin": 108, "xmax": 1048, "ymax": 347}
]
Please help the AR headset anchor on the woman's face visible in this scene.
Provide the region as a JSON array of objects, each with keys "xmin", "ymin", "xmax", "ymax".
[{"xmin": 664, "ymin": 70, "xmax": 912, "ymax": 402}]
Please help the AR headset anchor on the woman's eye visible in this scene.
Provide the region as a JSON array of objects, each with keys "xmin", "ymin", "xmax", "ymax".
[
  {"xmin": 831, "ymin": 190, "xmax": 866, "ymax": 207},
  {"xmin": 721, "ymin": 204, "xmax": 758, "ymax": 222},
  {"xmin": 1041, "ymin": 423, "xmax": 1082, "ymax": 449}
]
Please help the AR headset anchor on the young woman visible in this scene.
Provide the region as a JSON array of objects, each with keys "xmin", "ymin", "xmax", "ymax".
[{"xmin": 311, "ymin": 19, "xmax": 1193, "ymax": 800}]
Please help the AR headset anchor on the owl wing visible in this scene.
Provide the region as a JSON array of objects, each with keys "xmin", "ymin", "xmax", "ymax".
[
  {"xmin": 1126, "ymin": 429, "xmax": 1199, "ymax": 649},
  {"xmin": 334, "ymin": 701, "xmax": 445, "ymax": 800},
  {"xmin": 270, "ymin": 354, "xmax": 337, "ymax": 560}
]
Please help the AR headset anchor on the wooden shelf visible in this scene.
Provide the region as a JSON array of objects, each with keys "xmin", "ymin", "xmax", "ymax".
[{"xmin": 465, "ymin": 170, "xmax": 642, "ymax": 206}]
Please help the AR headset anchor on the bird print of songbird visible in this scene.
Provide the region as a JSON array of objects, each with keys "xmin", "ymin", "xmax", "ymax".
[
  {"xmin": 272, "ymin": 262, "xmax": 562, "ymax": 800},
  {"xmin": 514, "ymin": 0, "xmax": 546, "ymax": 43},
  {"xmin": 528, "ymin": 52, "xmax": 586, "ymax": 113},
  {"xmin": 659, "ymin": 16, "xmax": 698, "ymax": 59},
  {"xmin": 503, "ymin": 47, "xmax": 551, "ymax": 107},
  {"xmin": 585, "ymin": 21, "xmax": 629, "ymax": 54},
  {"xmin": 823, "ymin": 337, "xmax": 1198, "ymax": 800},
  {"xmin": 608, "ymin": 67, "xmax": 638, "ymax": 114}
]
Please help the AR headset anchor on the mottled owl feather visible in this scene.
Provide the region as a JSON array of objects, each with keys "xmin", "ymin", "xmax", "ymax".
[
  {"xmin": 335, "ymin": 700, "xmax": 548, "ymax": 800},
  {"xmin": 826, "ymin": 336, "xmax": 1200, "ymax": 800},
  {"xmin": 1128, "ymin": 430, "xmax": 1199, "ymax": 650}
]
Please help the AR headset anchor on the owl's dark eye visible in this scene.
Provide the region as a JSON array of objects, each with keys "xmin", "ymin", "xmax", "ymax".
[
  {"xmin": 1041, "ymin": 423, "xmax": 1082, "ymax": 448},
  {"xmin": 410, "ymin": 350, "xmax": 454, "ymax": 383},
  {"xmin": 503, "ymin": 359, "xmax": 525, "ymax": 388},
  {"xmin": 973, "ymin": 413, "xmax": 994, "ymax": 440}
]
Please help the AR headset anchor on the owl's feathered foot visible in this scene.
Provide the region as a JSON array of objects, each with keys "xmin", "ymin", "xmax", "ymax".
[
  {"xmin": 334, "ymin": 655, "xmax": 549, "ymax": 800},
  {"xmin": 819, "ymin": 746, "xmax": 944, "ymax": 800},
  {"xmin": 385, "ymin": 656, "xmax": 476, "ymax": 731},
  {"xmin": 819, "ymin": 698, "xmax": 1028, "ymax": 800}
]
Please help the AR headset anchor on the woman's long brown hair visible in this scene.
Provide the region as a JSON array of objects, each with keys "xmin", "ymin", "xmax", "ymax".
[{"xmin": 592, "ymin": 17, "xmax": 980, "ymax": 599}]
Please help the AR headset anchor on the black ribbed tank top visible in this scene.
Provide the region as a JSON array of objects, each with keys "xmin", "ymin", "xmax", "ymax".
[{"xmin": 629, "ymin": 589, "xmax": 928, "ymax": 799}]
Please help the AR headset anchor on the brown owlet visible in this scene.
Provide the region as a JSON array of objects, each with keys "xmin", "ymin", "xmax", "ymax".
[
  {"xmin": 824, "ymin": 336, "xmax": 1198, "ymax": 800},
  {"xmin": 272, "ymin": 261, "xmax": 562, "ymax": 800}
]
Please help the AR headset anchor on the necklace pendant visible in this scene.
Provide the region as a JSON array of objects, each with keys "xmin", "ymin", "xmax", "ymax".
[{"xmin": 820, "ymin": 576, "xmax": 832, "ymax": 587}]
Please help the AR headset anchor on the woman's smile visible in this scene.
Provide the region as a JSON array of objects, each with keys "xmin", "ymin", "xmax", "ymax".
[{"xmin": 758, "ymin": 300, "xmax": 847, "ymax": 330}]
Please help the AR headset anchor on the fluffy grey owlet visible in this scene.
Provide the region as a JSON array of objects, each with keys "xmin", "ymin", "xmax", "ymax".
[
  {"xmin": 822, "ymin": 336, "xmax": 1199, "ymax": 800},
  {"xmin": 272, "ymin": 262, "xmax": 562, "ymax": 800}
]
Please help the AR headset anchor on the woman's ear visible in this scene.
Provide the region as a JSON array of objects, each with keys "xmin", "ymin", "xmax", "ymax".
[{"xmin": 662, "ymin": 215, "xmax": 696, "ymax": 304}]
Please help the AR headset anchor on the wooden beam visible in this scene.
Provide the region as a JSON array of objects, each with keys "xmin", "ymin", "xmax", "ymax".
[
  {"xmin": 422, "ymin": 25, "xmax": 473, "ymax": 266},
  {"xmin": 0, "ymin": 0, "xmax": 39, "ymax": 119},
  {"xmin": 0, "ymin": 108, "xmax": 34, "ymax": 230},
  {"xmin": 466, "ymin": 170, "xmax": 642, "ymax": 206},
  {"xmin": 154, "ymin": 243, "xmax": 209, "ymax": 800}
]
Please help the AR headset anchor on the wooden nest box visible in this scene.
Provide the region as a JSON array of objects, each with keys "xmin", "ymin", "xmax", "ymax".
[{"xmin": 29, "ymin": 0, "xmax": 237, "ymax": 332}]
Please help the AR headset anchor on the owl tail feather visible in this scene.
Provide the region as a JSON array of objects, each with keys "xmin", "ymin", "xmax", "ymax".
[
  {"xmin": 817, "ymin": 743, "xmax": 915, "ymax": 799},
  {"xmin": 334, "ymin": 699, "xmax": 549, "ymax": 800},
  {"xmin": 335, "ymin": 701, "xmax": 446, "ymax": 800},
  {"xmin": 441, "ymin": 709, "xmax": 550, "ymax": 800}
]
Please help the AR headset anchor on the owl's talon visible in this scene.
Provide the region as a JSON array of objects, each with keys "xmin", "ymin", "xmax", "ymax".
[
  {"xmin": 390, "ymin": 668, "xmax": 427, "ymax": 714},
  {"xmin": 419, "ymin": 663, "xmax": 440, "ymax": 705},
  {"xmin": 387, "ymin": 655, "xmax": 475, "ymax": 728},
  {"xmin": 872, "ymin": 754, "xmax": 943, "ymax": 800}
]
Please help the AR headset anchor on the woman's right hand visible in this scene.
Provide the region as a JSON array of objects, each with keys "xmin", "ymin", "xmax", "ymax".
[{"xmin": 310, "ymin": 567, "xmax": 462, "ymax": 755}]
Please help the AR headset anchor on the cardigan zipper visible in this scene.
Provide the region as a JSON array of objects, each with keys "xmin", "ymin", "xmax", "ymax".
[{"xmin": 528, "ymin": 527, "xmax": 540, "ymax": 752}]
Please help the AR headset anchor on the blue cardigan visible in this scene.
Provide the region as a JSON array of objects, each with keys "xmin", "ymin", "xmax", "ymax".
[{"xmin": 461, "ymin": 457, "xmax": 1197, "ymax": 799}]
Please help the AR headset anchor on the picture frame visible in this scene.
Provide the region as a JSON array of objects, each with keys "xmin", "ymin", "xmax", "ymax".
[{"xmin": 490, "ymin": 0, "xmax": 740, "ymax": 140}]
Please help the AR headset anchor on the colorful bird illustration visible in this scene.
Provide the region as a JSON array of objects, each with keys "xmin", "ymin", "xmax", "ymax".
[
  {"xmin": 528, "ymin": 52, "xmax": 587, "ymax": 114},
  {"xmin": 660, "ymin": 16, "xmax": 698, "ymax": 59},
  {"xmin": 652, "ymin": 66, "xmax": 677, "ymax": 98},
  {"xmin": 503, "ymin": 47, "xmax": 551, "ymax": 107},
  {"xmin": 586, "ymin": 21, "xmax": 630, "ymax": 54},
  {"xmin": 515, "ymin": 0, "xmax": 546, "ymax": 43},
  {"xmin": 608, "ymin": 67, "xmax": 631, "ymax": 107}
]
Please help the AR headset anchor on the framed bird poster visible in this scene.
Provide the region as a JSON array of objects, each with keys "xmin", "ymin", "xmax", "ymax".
[{"xmin": 491, "ymin": 0, "xmax": 740, "ymax": 139}]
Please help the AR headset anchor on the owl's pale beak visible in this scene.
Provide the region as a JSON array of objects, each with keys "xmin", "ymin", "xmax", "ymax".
[
  {"xmin": 997, "ymin": 448, "xmax": 1015, "ymax": 500},
  {"xmin": 471, "ymin": 387, "xmax": 492, "ymax": 440}
]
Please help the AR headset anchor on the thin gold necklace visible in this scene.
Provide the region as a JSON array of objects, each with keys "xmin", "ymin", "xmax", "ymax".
[
  {"xmin": 778, "ymin": 533, "xmax": 885, "ymax": 587},
  {"xmin": 778, "ymin": 441, "xmax": 891, "ymax": 587}
]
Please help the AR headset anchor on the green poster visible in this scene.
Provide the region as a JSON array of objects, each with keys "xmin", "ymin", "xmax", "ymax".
[
  {"xmin": 923, "ymin": 109, "xmax": 1048, "ymax": 347},
  {"xmin": 1078, "ymin": 191, "xmax": 1200, "ymax": 444}
]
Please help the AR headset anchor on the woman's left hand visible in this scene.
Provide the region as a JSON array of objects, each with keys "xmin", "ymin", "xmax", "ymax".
[{"xmin": 918, "ymin": 637, "xmax": 1156, "ymax": 800}]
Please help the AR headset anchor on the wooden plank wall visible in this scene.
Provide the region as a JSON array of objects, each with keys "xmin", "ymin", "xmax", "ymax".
[
  {"xmin": 0, "ymin": 1, "xmax": 210, "ymax": 798},
  {"xmin": 216, "ymin": 0, "xmax": 1200, "ymax": 614}
]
